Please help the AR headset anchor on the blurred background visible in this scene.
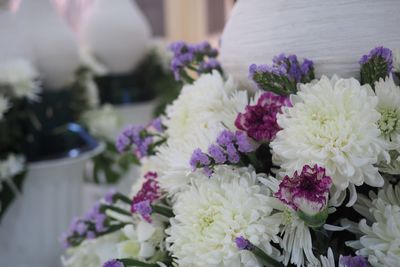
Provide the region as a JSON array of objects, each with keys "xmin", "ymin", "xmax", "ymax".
[{"xmin": 0, "ymin": 0, "xmax": 235, "ymax": 266}]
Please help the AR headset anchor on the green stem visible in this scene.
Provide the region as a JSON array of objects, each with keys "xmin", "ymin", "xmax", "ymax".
[
  {"xmin": 119, "ymin": 258, "xmax": 160, "ymax": 267},
  {"xmin": 115, "ymin": 193, "xmax": 132, "ymax": 205},
  {"xmin": 252, "ymin": 246, "xmax": 284, "ymax": 267},
  {"xmin": 97, "ymin": 223, "xmax": 128, "ymax": 237},
  {"xmin": 152, "ymin": 204, "xmax": 174, "ymax": 218},
  {"xmin": 103, "ymin": 205, "xmax": 132, "ymax": 217}
]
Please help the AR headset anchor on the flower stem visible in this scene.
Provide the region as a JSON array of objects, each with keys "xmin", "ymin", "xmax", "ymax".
[
  {"xmin": 119, "ymin": 258, "xmax": 160, "ymax": 267},
  {"xmin": 152, "ymin": 204, "xmax": 174, "ymax": 218},
  {"xmin": 115, "ymin": 193, "xmax": 132, "ymax": 205},
  {"xmin": 103, "ymin": 205, "xmax": 132, "ymax": 217},
  {"xmin": 252, "ymin": 246, "xmax": 284, "ymax": 267}
]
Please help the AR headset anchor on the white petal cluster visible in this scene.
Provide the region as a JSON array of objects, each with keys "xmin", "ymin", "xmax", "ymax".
[
  {"xmin": 82, "ymin": 104, "xmax": 121, "ymax": 141},
  {"xmin": 0, "ymin": 59, "xmax": 41, "ymax": 101},
  {"xmin": 62, "ymin": 221, "xmax": 165, "ymax": 267},
  {"xmin": 347, "ymin": 184, "xmax": 400, "ymax": 267},
  {"xmin": 166, "ymin": 165, "xmax": 281, "ymax": 267},
  {"xmin": 0, "ymin": 154, "xmax": 25, "ymax": 180},
  {"xmin": 159, "ymin": 71, "xmax": 248, "ymax": 192},
  {"xmin": 271, "ymin": 76, "xmax": 385, "ymax": 195}
]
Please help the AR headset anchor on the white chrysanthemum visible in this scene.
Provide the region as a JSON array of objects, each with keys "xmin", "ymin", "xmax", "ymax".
[
  {"xmin": 0, "ymin": 59, "xmax": 41, "ymax": 101},
  {"xmin": 271, "ymin": 75, "xmax": 385, "ymax": 199},
  {"xmin": 259, "ymin": 175, "xmax": 319, "ymax": 267},
  {"xmin": 317, "ymin": 248, "xmax": 347, "ymax": 267},
  {"xmin": 159, "ymin": 71, "xmax": 248, "ymax": 192},
  {"xmin": 347, "ymin": 184, "xmax": 400, "ymax": 267},
  {"xmin": 62, "ymin": 221, "xmax": 166, "ymax": 267},
  {"xmin": 0, "ymin": 94, "xmax": 11, "ymax": 120},
  {"xmin": 0, "ymin": 154, "xmax": 25, "ymax": 180},
  {"xmin": 82, "ymin": 104, "xmax": 121, "ymax": 141},
  {"xmin": 166, "ymin": 165, "xmax": 281, "ymax": 267}
]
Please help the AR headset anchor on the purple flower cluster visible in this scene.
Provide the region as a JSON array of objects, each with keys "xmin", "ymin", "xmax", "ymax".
[
  {"xmin": 234, "ymin": 236, "xmax": 254, "ymax": 251},
  {"xmin": 359, "ymin": 46, "xmax": 393, "ymax": 74},
  {"xmin": 276, "ymin": 165, "xmax": 332, "ymax": 216},
  {"xmin": 169, "ymin": 41, "xmax": 221, "ymax": 82},
  {"xmin": 116, "ymin": 118, "xmax": 165, "ymax": 159},
  {"xmin": 249, "ymin": 53, "xmax": 314, "ymax": 95},
  {"xmin": 103, "ymin": 259, "xmax": 124, "ymax": 267},
  {"xmin": 235, "ymin": 91, "xmax": 291, "ymax": 142},
  {"xmin": 190, "ymin": 130, "xmax": 258, "ymax": 175},
  {"xmin": 60, "ymin": 202, "xmax": 108, "ymax": 248},
  {"xmin": 131, "ymin": 172, "xmax": 162, "ymax": 223},
  {"xmin": 340, "ymin": 255, "xmax": 370, "ymax": 267}
]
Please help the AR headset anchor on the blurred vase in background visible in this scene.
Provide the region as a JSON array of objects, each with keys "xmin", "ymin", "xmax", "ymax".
[{"xmin": 220, "ymin": 0, "xmax": 400, "ymax": 91}]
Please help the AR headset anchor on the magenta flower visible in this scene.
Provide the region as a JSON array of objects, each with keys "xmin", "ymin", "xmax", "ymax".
[
  {"xmin": 235, "ymin": 92, "xmax": 291, "ymax": 142},
  {"xmin": 131, "ymin": 172, "xmax": 162, "ymax": 222},
  {"xmin": 276, "ymin": 165, "xmax": 332, "ymax": 216}
]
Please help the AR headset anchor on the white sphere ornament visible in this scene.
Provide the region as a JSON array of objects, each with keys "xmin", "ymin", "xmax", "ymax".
[
  {"xmin": 79, "ymin": 0, "xmax": 152, "ymax": 74},
  {"xmin": 220, "ymin": 0, "xmax": 400, "ymax": 90},
  {"xmin": 16, "ymin": 0, "xmax": 80, "ymax": 90}
]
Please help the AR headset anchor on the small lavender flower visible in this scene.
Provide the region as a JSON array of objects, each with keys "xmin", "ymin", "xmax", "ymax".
[
  {"xmin": 216, "ymin": 130, "xmax": 235, "ymax": 147},
  {"xmin": 59, "ymin": 233, "xmax": 71, "ymax": 249},
  {"xmin": 249, "ymin": 53, "xmax": 314, "ymax": 95},
  {"xmin": 95, "ymin": 214, "xmax": 107, "ymax": 232},
  {"xmin": 190, "ymin": 148, "xmax": 211, "ymax": 171},
  {"xmin": 226, "ymin": 143, "xmax": 240, "ymax": 164},
  {"xmin": 235, "ymin": 131, "xmax": 258, "ymax": 153},
  {"xmin": 340, "ymin": 255, "xmax": 370, "ymax": 267},
  {"xmin": 360, "ymin": 46, "xmax": 393, "ymax": 87},
  {"xmin": 208, "ymin": 144, "xmax": 226, "ymax": 164},
  {"xmin": 104, "ymin": 188, "xmax": 117, "ymax": 204},
  {"xmin": 103, "ymin": 259, "xmax": 124, "ymax": 267},
  {"xmin": 86, "ymin": 231, "xmax": 96, "ymax": 240},
  {"xmin": 149, "ymin": 117, "xmax": 164, "ymax": 132},
  {"xmin": 75, "ymin": 222, "xmax": 88, "ymax": 235},
  {"xmin": 132, "ymin": 200, "xmax": 153, "ymax": 222},
  {"xmin": 234, "ymin": 236, "xmax": 254, "ymax": 250}
]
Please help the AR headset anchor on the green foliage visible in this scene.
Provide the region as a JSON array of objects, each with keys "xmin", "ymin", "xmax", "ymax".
[{"xmin": 360, "ymin": 57, "xmax": 390, "ymax": 89}]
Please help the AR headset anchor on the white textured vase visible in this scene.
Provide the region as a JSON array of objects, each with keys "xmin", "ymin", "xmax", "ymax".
[
  {"xmin": 16, "ymin": 0, "xmax": 80, "ymax": 90},
  {"xmin": 0, "ymin": 145, "xmax": 103, "ymax": 267},
  {"xmin": 79, "ymin": 0, "xmax": 151, "ymax": 74},
  {"xmin": 220, "ymin": 0, "xmax": 400, "ymax": 90}
]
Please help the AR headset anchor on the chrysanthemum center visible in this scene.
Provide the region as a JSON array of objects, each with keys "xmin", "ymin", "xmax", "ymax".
[
  {"xmin": 378, "ymin": 108, "xmax": 399, "ymax": 137},
  {"xmin": 199, "ymin": 209, "xmax": 219, "ymax": 232}
]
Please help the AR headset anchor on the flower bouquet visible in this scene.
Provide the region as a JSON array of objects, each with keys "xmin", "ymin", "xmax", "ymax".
[{"xmin": 61, "ymin": 41, "xmax": 400, "ymax": 267}]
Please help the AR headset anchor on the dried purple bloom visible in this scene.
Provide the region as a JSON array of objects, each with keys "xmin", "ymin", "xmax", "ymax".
[
  {"xmin": 276, "ymin": 165, "xmax": 332, "ymax": 216},
  {"xmin": 226, "ymin": 143, "xmax": 240, "ymax": 164},
  {"xmin": 359, "ymin": 46, "xmax": 393, "ymax": 73},
  {"xmin": 234, "ymin": 236, "xmax": 254, "ymax": 251},
  {"xmin": 95, "ymin": 214, "xmax": 107, "ymax": 232},
  {"xmin": 75, "ymin": 222, "xmax": 88, "ymax": 235},
  {"xmin": 235, "ymin": 92, "xmax": 291, "ymax": 142},
  {"xmin": 103, "ymin": 259, "xmax": 124, "ymax": 267},
  {"xmin": 340, "ymin": 255, "xmax": 370, "ymax": 267},
  {"xmin": 104, "ymin": 188, "xmax": 117, "ymax": 204},
  {"xmin": 360, "ymin": 46, "xmax": 394, "ymax": 87},
  {"xmin": 149, "ymin": 117, "xmax": 164, "ymax": 133},
  {"xmin": 235, "ymin": 131, "xmax": 258, "ymax": 153},
  {"xmin": 132, "ymin": 200, "xmax": 153, "ymax": 223},
  {"xmin": 86, "ymin": 231, "xmax": 96, "ymax": 240},
  {"xmin": 216, "ymin": 130, "xmax": 236, "ymax": 147},
  {"xmin": 208, "ymin": 144, "xmax": 226, "ymax": 164},
  {"xmin": 190, "ymin": 148, "xmax": 211, "ymax": 171}
]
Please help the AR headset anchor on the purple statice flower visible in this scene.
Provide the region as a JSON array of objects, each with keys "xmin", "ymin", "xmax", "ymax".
[
  {"xmin": 216, "ymin": 130, "xmax": 236, "ymax": 147},
  {"xmin": 340, "ymin": 255, "xmax": 370, "ymax": 267},
  {"xmin": 148, "ymin": 117, "xmax": 164, "ymax": 133},
  {"xmin": 75, "ymin": 222, "xmax": 88, "ymax": 235},
  {"xmin": 190, "ymin": 148, "xmax": 211, "ymax": 171},
  {"xmin": 235, "ymin": 131, "xmax": 258, "ymax": 153},
  {"xmin": 234, "ymin": 236, "xmax": 254, "ymax": 251},
  {"xmin": 226, "ymin": 143, "xmax": 240, "ymax": 164},
  {"xmin": 132, "ymin": 200, "xmax": 153, "ymax": 223},
  {"xmin": 59, "ymin": 233, "xmax": 71, "ymax": 249},
  {"xmin": 208, "ymin": 144, "xmax": 226, "ymax": 164},
  {"xmin": 131, "ymin": 172, "xmax": 161, "ymax": 222},
  {"xmin": 235, "ymin": 92, "xmax": 291, "ymax": 142},
  {"xmin": 86, "ymin": 231, "xmax": 96, "ymax": 240},
  {"xmin": 104, "ymin": 188, "xmax": 117, "ymax": 204},
  {"xmin": 103, "ymin": 259, "xmax": 124, "ymax": 267},
  {"xmin": 116, "ymin": 125, "xmax": 143, "ymax": 153},
  {"xmin": 275, "ymin": 164, "xmax": 332, "ymax": 216},
  {"xmin": 94, "ymin": 214, "xmax": 107, "ymax": 232},
  {"xmin": 359, "ymin": 46, "xmax": 393, "ymax": 74},
  {"xmin": 198, "ymin": 58, "xmax": 221, "ymax": 73}
]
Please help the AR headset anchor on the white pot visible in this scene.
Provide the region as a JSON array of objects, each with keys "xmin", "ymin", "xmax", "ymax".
[
  {"xmin": 0, "ymin": 144, "xmax": 103, "ymax": 267},
  {"xmin": 79, "ymin": 0, "xmax": 152, "ymax": 74},
  {"xmin": 16, "ymin": 0, "xmax": 80, "ymax": 90},
  {"xmin": 220, "ymin": 0, "xmax": 400, "ymax": 90}
]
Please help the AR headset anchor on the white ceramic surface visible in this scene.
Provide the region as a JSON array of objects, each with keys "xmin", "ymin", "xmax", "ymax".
[
  {"xmin": 16, "ymin": 0, "xmax": 80, "ymax": 90},
  {"xmin": 220, "ymin": 0, "xmax": 400, "ymax": 90},
  {"xmin": 0, "ymin": 144, "xmax": 103, "ymax": 267},
  {"xmin": 79, "ymin": 0, "xmax": 151, "ymax": 74}
]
